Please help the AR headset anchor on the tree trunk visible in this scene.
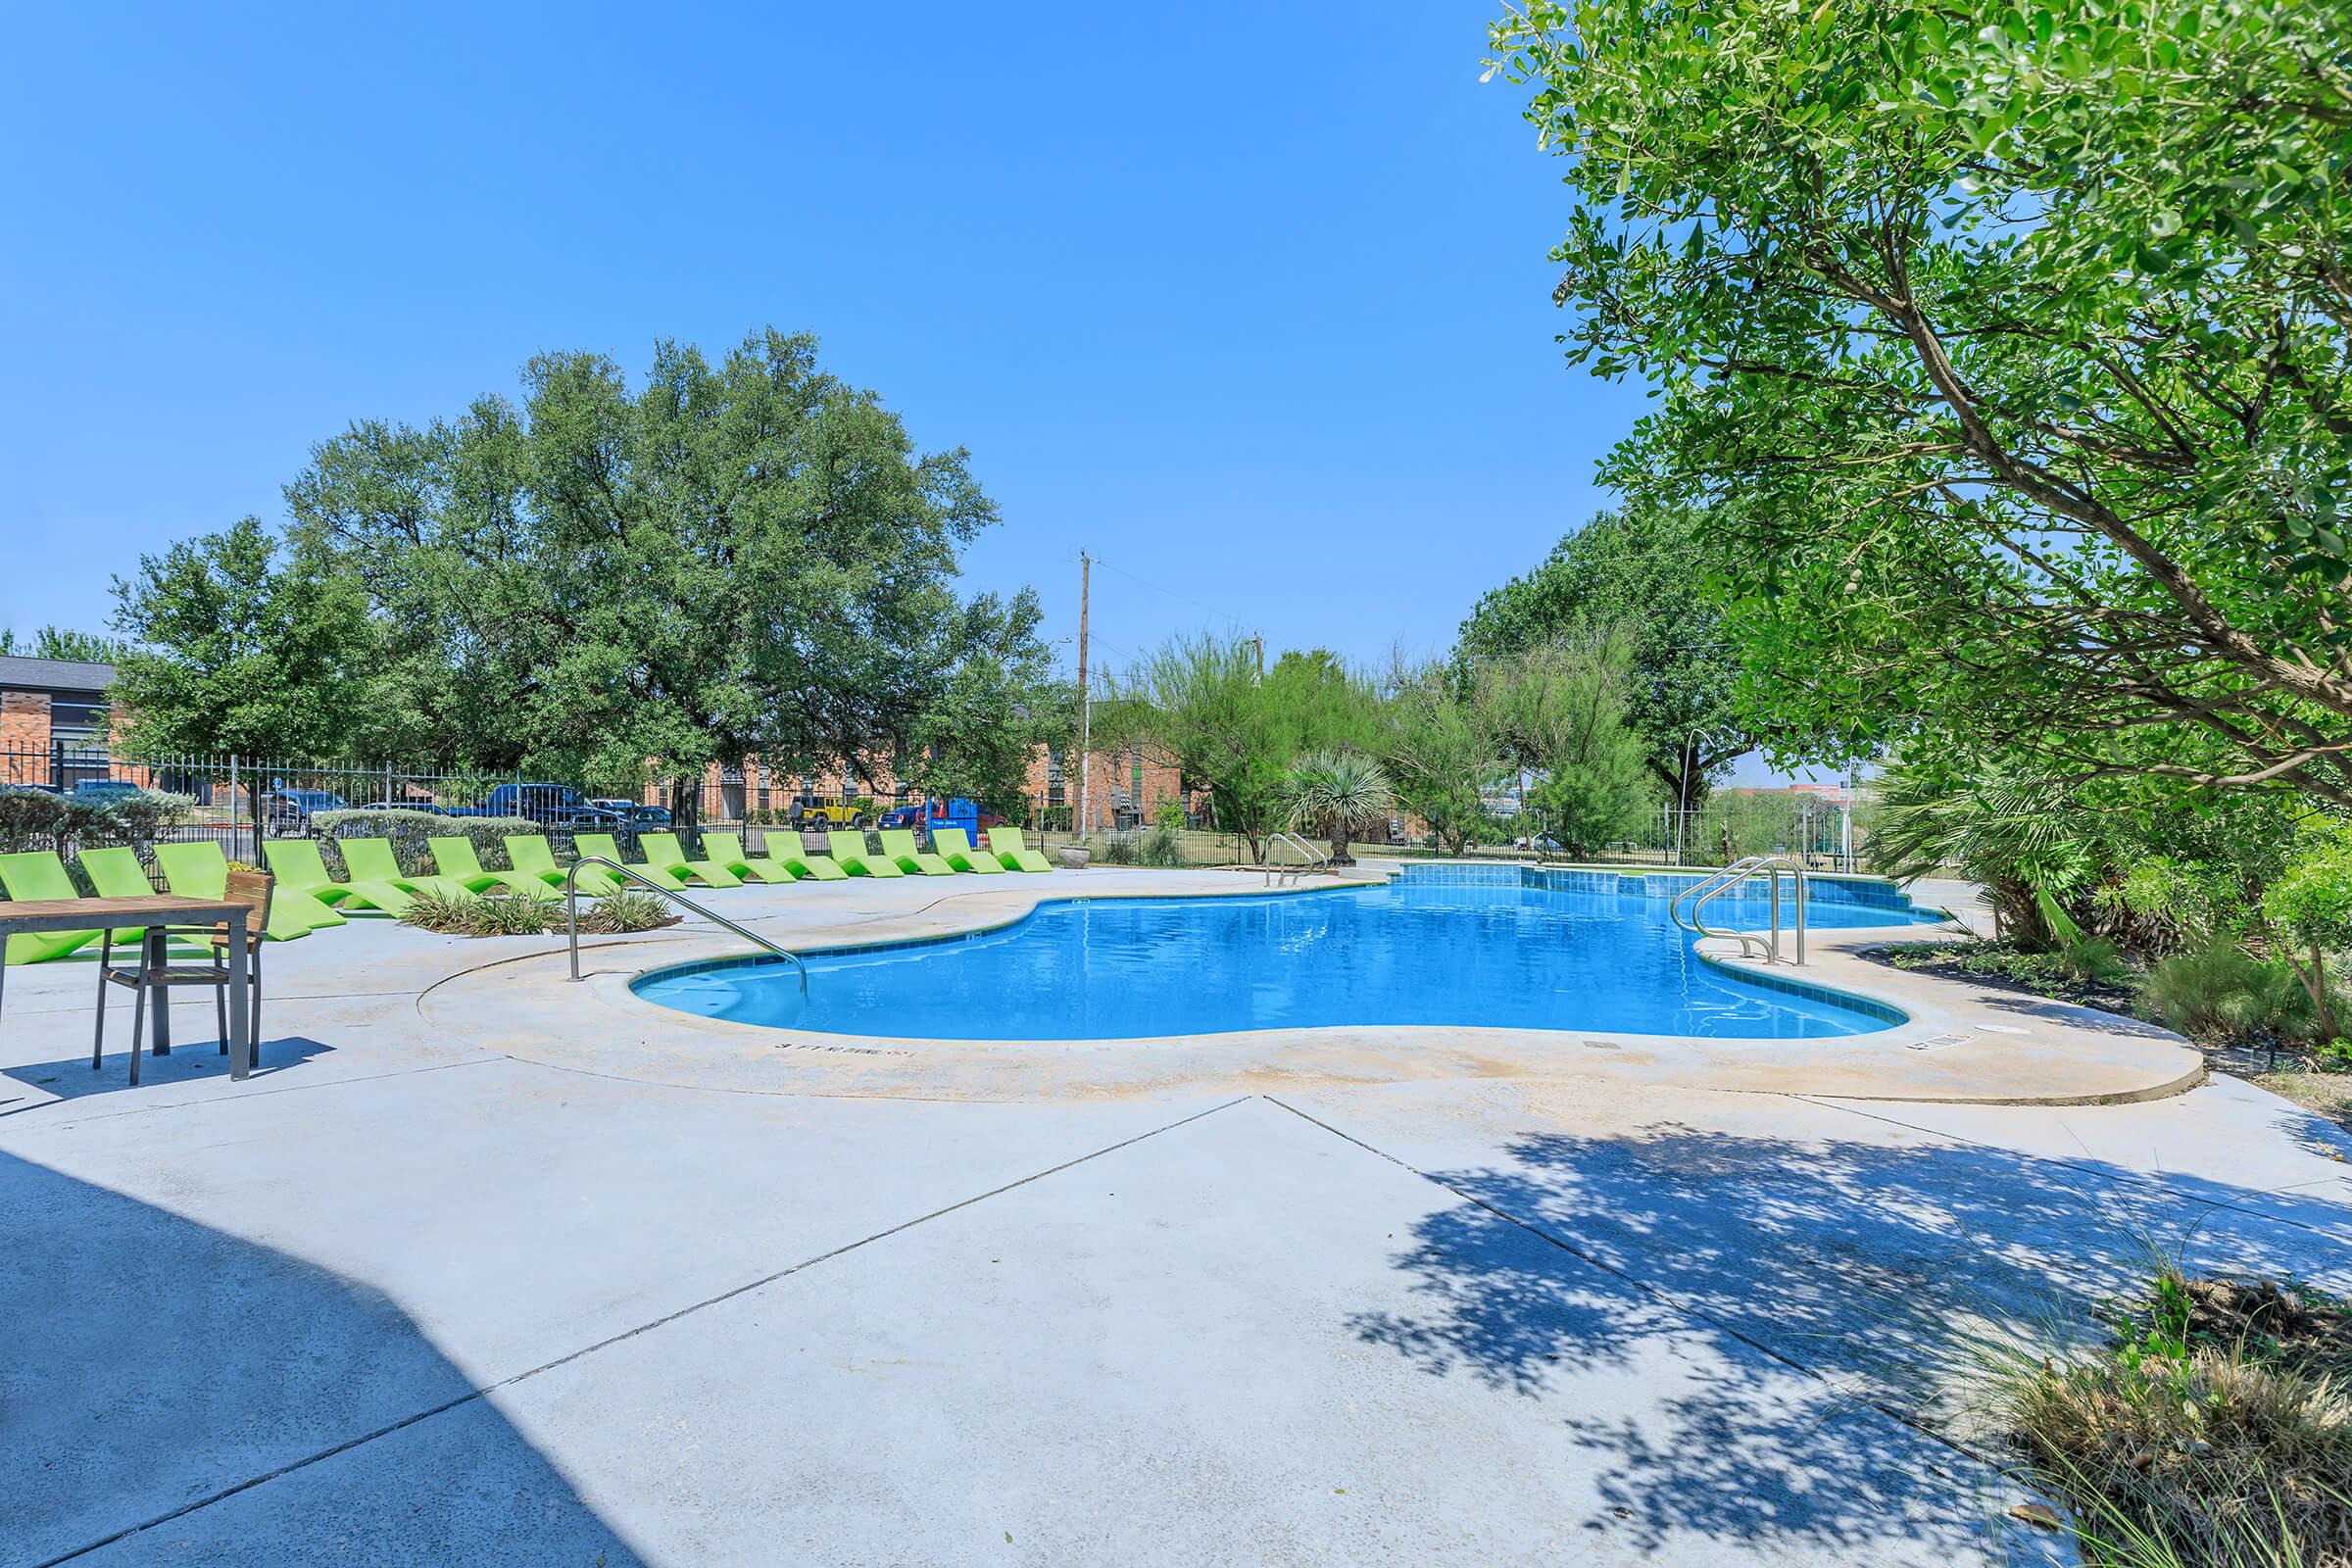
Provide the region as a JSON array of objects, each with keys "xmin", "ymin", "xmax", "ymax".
[
  {"xmin": 2294, "ymin": 942, "xmax": 2341, "ymax": 1042},
  {"xmin": 1328, "ymin": 821, "xmax": 1353, "ymax": 867}
]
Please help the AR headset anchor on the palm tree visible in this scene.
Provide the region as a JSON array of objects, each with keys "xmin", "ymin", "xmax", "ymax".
[{"xmin": 1284, "ymin": 750, "xmax": 1396, "ymax": 867}]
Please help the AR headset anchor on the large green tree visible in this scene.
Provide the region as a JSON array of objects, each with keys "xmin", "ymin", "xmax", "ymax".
[
  {"xmin": 1490, "ymin": 0, "xmax": 2352, "ymax": 802},
  {"xmin": 1110, "ymin": 638, "xmax": 1380, "ymax": 859},
  {"xmin": 1480, "ymin": 635, "xmax": 1655, "ymax": 856},
  {"xmin": 1460, "ymin": 500, "xmax": 1750, "ymax": 808},
  {"xmin": 284, "ymin": 329, "xmax": 1012, "ymax": 796},
  {"xmin": 906, "ymin": 589, "xmax": 1074, "ymax": 817},
  {"xmin": 0, "ymin": 626, "xmax": 133, "ymax": 663},
  {"xmin": 1382, "ymin": 659, "xmax": 1507, "ymax": 855},
  {"xmin": 108, "ymin": 517, "xmax": 376, "ymax": 758}
]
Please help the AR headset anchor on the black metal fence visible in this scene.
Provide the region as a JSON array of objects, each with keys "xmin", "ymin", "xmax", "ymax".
[{"xmin": 0, "ymin": 745, "xmax": 957, "ymax": 862}]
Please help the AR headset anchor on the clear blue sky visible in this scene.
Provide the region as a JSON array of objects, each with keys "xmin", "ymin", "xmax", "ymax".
[{"xmin": 6, "ymin": 5, "xmax": 1821, "ymax": 779}]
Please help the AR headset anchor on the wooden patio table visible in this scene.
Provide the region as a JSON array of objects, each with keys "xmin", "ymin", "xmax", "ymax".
[{"xmin": 0, "ymin": 896, "xmax": 254, "ymax": 1078}]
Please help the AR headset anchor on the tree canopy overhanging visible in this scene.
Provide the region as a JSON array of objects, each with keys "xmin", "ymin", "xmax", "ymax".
[{"xmin": 1489, "ymin": 0, "xmax": 2352, "ymax": 802}]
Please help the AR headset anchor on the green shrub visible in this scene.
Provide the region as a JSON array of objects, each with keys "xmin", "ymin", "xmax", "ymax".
[
  {"xmin": 1142, "ymin": 824, "xmax": 1186, "ymax": 867},
  {"xmin": 0, "ymin": 787, "xmax": 195, "ymax": 857},
  {"xmin": 2056, "ymin": 935, "xmax": 2131, "ymax": 987},
  {"xmin": 1100, "ymin": 827, "xmax": 1188, "ymax": 868},
  {"xmin": 2140, "ymin": 943, "xmax": 2316, "ymax": 1043},
  {"xmin": 1993, "ymin": 1267, "xmax": 2352, "ymax": 1568},
  {"xmin": 313, "ymin": 810, "xmax": 543, "ymax": 876},
  {"xmin": 401, "ymin": 885, "xmax": 678, "ymax": 937},
  {"xmin": 571, "ymin": 890, "xmax": 678, "ymax": 934},
  {"xmin": 399, "ymin": 887, "xmax": 554, "ymax": 936}
]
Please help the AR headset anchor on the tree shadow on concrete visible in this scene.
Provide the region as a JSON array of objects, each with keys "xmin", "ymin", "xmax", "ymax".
[
  {"xmin": 0, "ymin": 1151, "xmax": 647, "ymax": 1567},
  {"xmin": 1351, "ymin": 1124, "xmax": 2352, "ymax": 1561}
]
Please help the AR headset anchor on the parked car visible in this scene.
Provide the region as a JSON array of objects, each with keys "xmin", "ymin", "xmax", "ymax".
[
  {"xmin": 590, "ymin": 800, "xmax": 672, "ymax": 828},
  {"xmin": 69, "ymin": 778, "xmax": 145, "ymax": 804},
  {"xmin": 788, "ymin": 798, "xmax": 868, "ymax": 830},
  {"xmin": 1, "ymin": 781, "xmax": 62, "ymax": 797},
  {"xmin": 266, "ymin": 788, "xmax": 350, "ymax": 835},
  {"xmin": 879, "ymin": 797, "xmax": 1004, "ymax": 837},
  {"xmin": 460, "ymin": 783, "xmax": 623, "ymax": 827},
  {"xmin": 350, "ymin": 799, "xmax": 445, "ymax": 814}
]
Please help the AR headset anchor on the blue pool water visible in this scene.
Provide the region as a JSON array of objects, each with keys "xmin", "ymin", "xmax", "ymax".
[{"xmin": 632, "ymin": 873, "xmax": 1941, "ymax": 1042}]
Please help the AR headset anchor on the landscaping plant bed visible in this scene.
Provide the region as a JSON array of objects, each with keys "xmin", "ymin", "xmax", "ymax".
[{"xmin": 1996, "ymin": 1267, "xmax": 2352, "ymax": 1567}]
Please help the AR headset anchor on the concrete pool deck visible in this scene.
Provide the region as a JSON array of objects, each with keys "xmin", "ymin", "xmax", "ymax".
[{"xmin": 1, "ymin": 864, "xmax": 2343, "ymax": 1565}]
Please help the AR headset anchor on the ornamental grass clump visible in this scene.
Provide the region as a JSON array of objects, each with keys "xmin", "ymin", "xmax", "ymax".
[
  {"xmin": 401, "ymin": 887, "xmax": 678, "ymax": 937},
  {"xmin": 401, "ymin": 888, "xmax": 555, "ymax": 937},
  {"xmin": 569, "ymin": 890, "xmax": 677, "ymax": 934},
  {"xmin": 1992, "ymin": 1268, "xmax": 2352, "ymax": 1567}
]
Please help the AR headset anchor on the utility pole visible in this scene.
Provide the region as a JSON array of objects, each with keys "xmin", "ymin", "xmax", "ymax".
[{"xmin": 1077, "ymin": 549, "xmax": 1092, "ymax": 841}]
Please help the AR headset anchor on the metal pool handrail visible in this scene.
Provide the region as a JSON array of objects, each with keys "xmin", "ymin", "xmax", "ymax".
[
  {"xmin": 1261, "ymin": 831, "xmax": 1329, "ymax": 887},
  {"xmin": 563, "ymin": 855, "xmax": 809, "ymax": 996},
  {"xmin": 1669, "ymin": 856, "xmax": 1767, "ymax": 928},
  {"xmin": 1680, "ymin": 855, "xmax": 1808, "ymax": 966}
]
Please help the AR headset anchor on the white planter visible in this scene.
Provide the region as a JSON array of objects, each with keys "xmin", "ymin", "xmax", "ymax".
[{"xmin": 1057, "ymin": 845, "xmax": 1093, "ymax": 869}]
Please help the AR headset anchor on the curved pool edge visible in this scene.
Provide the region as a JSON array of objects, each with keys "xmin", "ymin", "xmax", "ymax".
[
  {"xmin": 624, "ymin": 880, "xmax": 1922, "ymax": 1044},
  {"xmin": 409, "ymin": 868, "xmax": 2205, "ymax": 1108}
]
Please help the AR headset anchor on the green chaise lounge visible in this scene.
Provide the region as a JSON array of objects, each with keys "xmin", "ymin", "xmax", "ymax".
[
  {"xmin": 699, "ymin": 831, "xmax": 794, "ymax": 884},
  {"xmin": 637, "ymin": 831, "xmax": 743, "ymax": 889},
  {"xmin": 986, "ymin": 826, "xmax": 1054, "ymax": 873},
  {"xmin": 155, "ymin": 840, "xmax": 339, "ymax": 940},
  {"xmin": 503, "ymin": 835, "xmax": 620, "ymax": 896},
  {"xmin": 771, "ymin": 833, "xmax": 848, "ymax": 881},
  {"xmin": 826, "ymin": 830, "xmax": 903, "ymax": 878},
  {"xmin": 929, "ymin": 827, "xmax": 1004, "ymax": 874},
  {"xmin": 265, "ymin": 838, "xmax": 415, "ymax": 914},
  {"xmin": 343, "ymin": 837, "xmax": 470, "ymax": 901},
  {"xmin": 572, "ymin": 833, "xmax": 688, "ymax": 893},
  {"xmin": 877, "ymin": 829, "xmax": 956, "ymax": 876},
  {"xmin": 0, "ymin": 851, "xmax": 102, "ymax": 963},
  {"xmin": 423, "ymin": 837, "xmax": 553, "ymax": 899},
  {"xmin": 77, "ymin": 847, "xmax": 210, "ymax": 956}
]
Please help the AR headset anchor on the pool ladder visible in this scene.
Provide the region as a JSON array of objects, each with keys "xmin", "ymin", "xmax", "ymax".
[
  {"xmin": 1669, "ymin": 855, "xmax": 1808, "ymax": 966},
  {"xmin": 563, "ymin": 855, "xmax": 809, "ymax": 995},
  {"xmin": 1261, "ymin": 831, "xmax": 1329, "ymax": 887}
]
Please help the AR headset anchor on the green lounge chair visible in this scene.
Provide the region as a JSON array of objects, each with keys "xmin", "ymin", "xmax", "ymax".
[
  {"xmin": 930, "ymin": 827, "xmax": 1004, "ymax": 874},
  {"xmin": 265, "ymin": 838, "xmax": 414, "ymax": 915},
  {"xmin": 572, "ymin": 833, "xmax": 688, "ymax": 893},
  {"xmin": 333, "ymin": 837, "xmax": 463, "ymax": 902},
  {"xmin": 423, "ymin": 836, "xmax": 552, "ymax": 899},
  {"xmin": 77, "ymin": 847, "xmax": 207, "ymax": 956},
  {"xmin": 877, "ymin": 829, "xmax": 955, "ymax": 876},
  {"xmin": 637, "ymin": 831, "xmax": 743, "ymax": 889},
  {"xmin": 770, "ymin": 833, "xmax": 848, "ymax": 881},
  {"xmin": 986, "ymin": 827, "xmax": 1054, "ymax": 873},
  {"xmin": 155, "ymin": 840, "xmax": 339, "ymax": 940},
  {"xmin": 0, "ymin": 851, "xmax": 101, "ymax": 964},
  {"xmin": 826, "ymin": 829, "xmax": 903, "ymax": 878},
  {"xmin": 504, "ymin": 835, "xmax": 621, "ymax": 895},
  {"xmin": 699, "ymin": 831, "xmax": 794, "ymax": 885}
]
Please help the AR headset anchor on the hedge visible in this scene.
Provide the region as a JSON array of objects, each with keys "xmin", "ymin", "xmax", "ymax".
[
  {"xmin": 0, "ymin": 788, "xmax": 196, "ymax": 858},
  {"xmin": 311, "ymin": 810, "xmax": 554, "ymax": 879}
]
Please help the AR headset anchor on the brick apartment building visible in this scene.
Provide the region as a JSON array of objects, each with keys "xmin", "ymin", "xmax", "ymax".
[
  {"xmin": 645, "ymin": 739, "xmax": 1207, "ymax": 832},
  {"xmin": 0, "ymin": 655, "xmax": 119, "ymax": 789}
]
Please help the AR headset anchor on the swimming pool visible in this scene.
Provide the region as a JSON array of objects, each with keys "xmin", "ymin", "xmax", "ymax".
[{"xmin": 631, "ymin": 870, "xmax": 1942, "ymax": 1042}]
